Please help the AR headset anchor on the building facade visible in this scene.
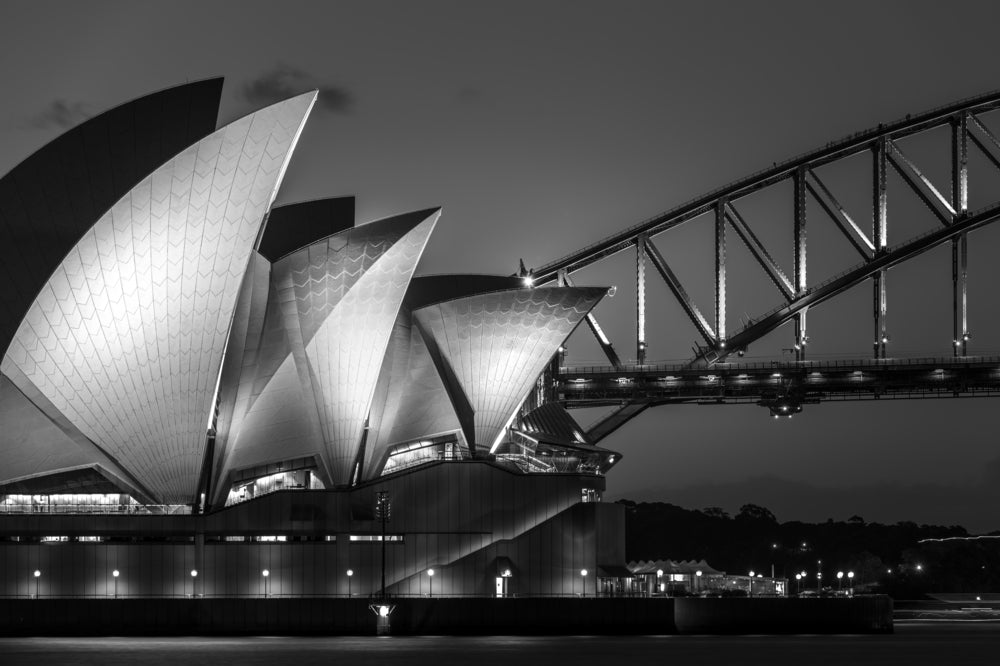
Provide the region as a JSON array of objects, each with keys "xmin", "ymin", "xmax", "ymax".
[{"xmin": 0, "ymin": 80, "xmax": 624, "ymax": 598}]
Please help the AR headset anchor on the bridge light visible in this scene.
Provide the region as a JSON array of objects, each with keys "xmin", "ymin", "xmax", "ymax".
[
  {"xmin": 522, "ymin": 275, "xmax": 534, "ymax": 287},
  {"xmin": 881, "ymin": 336, "xmax": 888, "ymax": 344}
]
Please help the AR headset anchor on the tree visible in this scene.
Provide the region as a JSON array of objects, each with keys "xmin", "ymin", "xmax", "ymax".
[
  {"xmin": 701, "ymin": 507, "xmax": 730, "ymax": 520},
  {"xmin": 736, "ymin": 504, "xmax": 777, "ymax": 523}
]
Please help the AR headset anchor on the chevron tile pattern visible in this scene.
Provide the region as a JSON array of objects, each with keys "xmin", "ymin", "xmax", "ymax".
[
  {"xmin": 414, "ymin": 286, "xmax": 606, "ymax": 451},
  {"xmin": 215, "ymin": 210, "xmax": 439, "ymax": 489},
  {"xmin": 0, "ymin": 93, "xmax": 316, "ymax": 503}
]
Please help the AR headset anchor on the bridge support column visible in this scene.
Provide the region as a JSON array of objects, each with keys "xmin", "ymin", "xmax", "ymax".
[
  {"xmin": 873, "ymin": 138, "xmax": 889, "ymax": 359},
  {"xmin": 637, "ymin": 235, "xmax": 647, "ymax": 364},
  {"xmin": 952, "ymin": 113, "xmax": 969, "ymax": 357},
  {"xmin": 794, "ymin": 168, "xmax": 807, "ymax": 361},
  {"xmin": 715, "ymin": 200, "xmax": 726, "ymax": 350}
]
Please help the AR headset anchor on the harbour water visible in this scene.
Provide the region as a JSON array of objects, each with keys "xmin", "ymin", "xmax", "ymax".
[{"xmin": 0, "ymin": 622, "xmax": 994, "ymax": 665}]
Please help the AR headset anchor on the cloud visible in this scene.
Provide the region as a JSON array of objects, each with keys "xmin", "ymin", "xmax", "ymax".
[
  {"xmin": 242, "ymin": 64, "xmax": 353, "ymax": 114},
  {"xmin": 29, "ymin": 99, "xmax": 90, "ymax": 129}
]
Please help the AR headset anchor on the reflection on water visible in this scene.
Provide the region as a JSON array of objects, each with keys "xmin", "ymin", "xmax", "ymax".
[{"xmin": 0, "ymin": 623, "xmax": 996, "ymax": 666}]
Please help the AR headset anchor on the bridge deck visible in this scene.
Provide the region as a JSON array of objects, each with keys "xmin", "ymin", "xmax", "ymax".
[{"xmin": 557, "ymin": 356, "xmax": 1000, "ymax": 408}]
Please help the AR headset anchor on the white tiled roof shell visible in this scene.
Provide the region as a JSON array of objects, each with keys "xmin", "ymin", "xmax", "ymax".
[{"xmin": 0, "ymin": 93, "xmax": 316, "ymax": 503}]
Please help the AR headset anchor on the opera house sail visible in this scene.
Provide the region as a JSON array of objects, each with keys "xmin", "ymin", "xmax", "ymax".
[{"xmin": 0, "ymin": 80, "xmax": 626, "ymax": 600}]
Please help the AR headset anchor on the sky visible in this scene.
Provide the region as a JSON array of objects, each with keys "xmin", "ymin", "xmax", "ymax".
[{"xmin": 3, "ymin": 0, "xmax": 1000, "ymax": 530}]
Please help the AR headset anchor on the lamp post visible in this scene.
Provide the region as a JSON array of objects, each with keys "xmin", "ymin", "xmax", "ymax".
[
  {"xmin": 837, "ymin": 570, "xmax": 844, "ymax": 592},
  {"xmin": 113, "ymin": 569, "xmax": 120, "ymax": 599},
  {"xmin": 347, "ymin": 569, "xmax": 353, "ymax": 597},
  {"xmin": 33, "ymin": 570, "xmax": 40, "ymax": 599},
  {"xmin": 816, "ymin": 560, "xmax": 822, "ymax": 592},
  {"xmin": 262, "ymin": 569, "xmax": 270, "ymax": 598},
  {"xmin": 581, "ymin": 569, "xmax": 588, "ymax": 597},
  {"xmin": 748, "ymin": 571, "xmax": 755, "ymax": 598},
  {"xmin": 656, "ymin": 569, "xmax": 663, "ymax": 596},
  {"xmin": 848, "ymin": 571, "xmax": 855, "ymax": 595},
  {"xmin": 695, "ymin": 570, "xmax": 703, "ymax": 595},
  {"xmin": 795, "ymin": 573, "xmax": 801, "ymax": 595},
  {"xmin": 428, "ymin": 569, "xmax": 435, "ymax": 597},
  {"xmin": 190, "ymin": 569, "xmax": 198, "ymax": 598},
  {"xmin": 375, "ymin": 491, "xmax": 391, "ymax": 600}
]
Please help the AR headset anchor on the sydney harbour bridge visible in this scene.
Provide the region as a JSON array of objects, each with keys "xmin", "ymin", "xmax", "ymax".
[{"xmin": 519, "ymin": 91, "xmax": 1000, "ymax": 440}]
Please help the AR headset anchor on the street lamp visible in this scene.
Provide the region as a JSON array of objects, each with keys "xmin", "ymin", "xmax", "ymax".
[
  {"xmin": 795, "ymin": 573, "xmax": 801, "ymax": 595},
  {"xmin": 748, "ymin": 571, "xmax": 755, "ymax": 598},
  {"xmin": 428, "ymin": 569, "xmax": 435, "ymax": 597},
  {"xmin": 262, "ymin": 569, "xmax": 270, "ymax": 598},
  {"xmin": 837, "ymin": 571, "xmax": 844, "ymax": 591},
  {"xmin": 190, "ymin": 569, "xmax": 198, "ymax": 598},
  {"xmin": 656, "ymin": 569, "xmax": 664, "ymax": 595},
  {"xmin": 581, "ymin": 569, "xmax": 588, "ymax": 597},
  {"xmin": 848, "ymin": 571, "xmax": 855, "ymax": 595},
  {"xmin": 33, "ymin": 569, "xmax": 40, "ymax": 599},
  {"xmin": 695, "ymin": 570, "xmax": 703, "ymax": 595},
  {"xmin": 347, "ymin": 569, "xmax": 354, "ymax": 597},
  {"xmin": 112, "ymin": 569, "xmax": 120, "ymax": 599}
]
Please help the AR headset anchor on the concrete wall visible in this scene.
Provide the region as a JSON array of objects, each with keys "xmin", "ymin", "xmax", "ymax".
[
  {"xmin": 0, "ymin": 597, "xmax": 893, "ymax": 636},
  {"xmin": 0, "ymin": 462, "xmax": 617, "ymax": 599}
]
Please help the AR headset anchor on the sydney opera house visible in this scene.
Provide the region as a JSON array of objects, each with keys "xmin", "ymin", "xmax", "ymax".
[{"xmin": 0, "ymin": 79, "xmax": 625, "ymax": 599}]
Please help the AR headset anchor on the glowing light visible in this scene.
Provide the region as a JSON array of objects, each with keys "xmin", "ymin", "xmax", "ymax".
[
  {"xmin": 33, "ymin": 570, "xmax": 40, "ymax": 578},
  {"xmin": 522, "ymin": 275, "xmax": 534, "ymax": 287},
  {"xmin": 696, "ymin": 570, "xmax": 703, "ymax": 577},
  {"xmin": 347, "ymin": 569, "xmax": 354, "ymax": 577},
  {"xmin": 580, "ymin": 569, "xmax": 588, "ymax": 577},
  {"xmin": 656, "ymin": 569, "xmax": 663, "ymax": 577},
  {"xmin": 378, "ymin": 605, "xmax": 390, "ymax": 617},
  {"xmin": 190, "ymin": 569, "xmax": 198, "ymax": 578},
  {"xmin": 837, "ymin": 571, "xmax": 844, "ymax": 579},
  {"xmin": 427, "ymin": 569, "xmax": 435, "ymax": 577},
  {"xmin": 262, "ymin": 569, "xmax": 270, "ymax": 577},
  {"xmin": 112, "ymin": 570, "xmax": 120, "ymax": 578},
  {"xmin": 749, "ymin": 570, "xmax": 755, "ymax": 577},
  {"xmin": 848, "ymin": 572, "xmax": 855, "ymax": 579}
]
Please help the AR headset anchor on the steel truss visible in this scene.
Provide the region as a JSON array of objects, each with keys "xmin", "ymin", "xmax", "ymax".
[{"xmin": 519, "ymin": 91, "xmax": 1000, "ymax": 433}]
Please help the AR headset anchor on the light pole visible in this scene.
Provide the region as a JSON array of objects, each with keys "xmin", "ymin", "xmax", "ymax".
[
  {"xmin": 581, "ymin": 569, "xmax": 588, "ymax": 597},
  {"xmin": 375, "ymin": 491, "xmax": 391, "ymax": 600},
  {"xmin": 33, "ymin": 570, "xmax": 40, "ymax": 599},
  {"xmin": 837, "ymin": 570, "xmax": 844, "ymax": 592},
  {"xmin": 816, "ymin": 560, "xmax": 822, "ymax": 592},
  {"xmin": 795, "ymin": 573, "xmax": 801, "ymax": 595},
  {"xmin": 113, "ymin": 569, "xmax": 120, "ymax": 599},
  {"xmin": 190, "ymin": 569, "xmax": 198, "ymax": 598},
  {"xmin": 748, "ymin": 571, "xmax": 755, "ymax": 598},
  {"xmin": 695, "ymin": 570, "xmax": 703, "ymax": 595},
  {"xmin": 347, "ymin": 569, "xmax": 353, "ymax": 597},
  {"xmin": 262, "ymin": 569, "xmax": 270, "ymax": 598},
  {"xmin": 848, "ymin": 571, "xmax": 855, "ymax": 595},
  {"xmin": 428, "ymin": 569, "xmax": 435, "ymax": 597},
  {"xmin": 656, "ymin": 569, "xmax": 663, "ymax": 596}
]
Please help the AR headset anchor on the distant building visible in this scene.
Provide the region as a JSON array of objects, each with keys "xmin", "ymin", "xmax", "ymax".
[
  {"xmin": 0, "ymin": 80, "xmax": 624, "ymax": 599},
  {"xmin": 629, "ymin": 560, "xmax": 786, "ymax": 597}
]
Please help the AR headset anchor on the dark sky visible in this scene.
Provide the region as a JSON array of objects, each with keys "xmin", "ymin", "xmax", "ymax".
[{"xmin": 3, "ymin": 0, "xmax": 1000, "ymax": 530}]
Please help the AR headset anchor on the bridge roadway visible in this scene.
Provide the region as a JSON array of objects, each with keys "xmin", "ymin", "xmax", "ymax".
[{"xmin": 557, "ymin": 355, "xmax": 1000, "ymax": 417}]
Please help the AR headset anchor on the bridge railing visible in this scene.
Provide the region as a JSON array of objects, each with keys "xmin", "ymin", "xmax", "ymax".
[{"xmin": 560, "ymin": 355, "xmax": 1000, "ymax": 376}]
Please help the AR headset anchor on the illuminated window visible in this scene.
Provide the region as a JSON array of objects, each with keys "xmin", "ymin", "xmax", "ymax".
[{"xmin": 348, "ymin": 535, "xmax": 404, "ymax": 542}]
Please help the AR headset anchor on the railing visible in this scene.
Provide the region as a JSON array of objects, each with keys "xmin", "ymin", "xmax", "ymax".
[
  {"xmin": 560, "ymin": 355, "xmax": 1000, "ymax": 377},
  {"xmin": 0, "ymin": 504, "xmax": 190, "ymax": 515}
]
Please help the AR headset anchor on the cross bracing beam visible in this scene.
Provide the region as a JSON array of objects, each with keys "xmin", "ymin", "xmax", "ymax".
[
  {"xmin": 968, "ymin": 113, "xmax": 1000, "ymax": 170},
  {"xmin": 642, "ymin": 236, "xmax": 717, "ymax": 346},
  {"xmin": 805, "ymin": 169, "xmax": 875, "ymax": 259},
  {"xmin": 531, "ymin": 91, "xmax": 1000, "ymax": 284},
  {"xmin": 562, "ymin": 272, "xmax": 623, "ymax": 369},
  {"xmin": 723, "ymin": 202, "xmax": 795, "ymax": 300},
  {"xmin": 692, "ymin": 201, "xmax": 1000, "ymax": 365},
  {"xmin": 886, "ymin": 141, "xmax": 956, "ymax": 226}
]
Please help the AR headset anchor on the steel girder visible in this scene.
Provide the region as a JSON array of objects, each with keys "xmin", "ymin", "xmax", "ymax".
[{"xmin": 521, "ymin": 91, "xmax": 1000, "ymax": 372}]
